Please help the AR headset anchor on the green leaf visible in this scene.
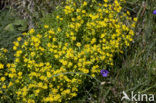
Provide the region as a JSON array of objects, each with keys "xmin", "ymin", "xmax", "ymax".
[
  {"xmin": 4, "ymin": 24, "xmax": 15, "ymax": 32},
  {"xmin": 13, "ymin": 20, "xmax": 26, "ymax": 26},
  {"xmin": 17, "ymin": 25, "xmax": 27, "ymax": 31}
]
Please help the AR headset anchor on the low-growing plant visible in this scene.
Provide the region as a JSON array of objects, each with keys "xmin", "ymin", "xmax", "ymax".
[{"xmin": 0, "ymin": 0, "xmax": 137, "ymax": 102}]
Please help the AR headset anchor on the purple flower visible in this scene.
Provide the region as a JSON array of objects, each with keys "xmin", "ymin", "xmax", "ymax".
[
  {"xmin": 100, "ymin": 69, "xmax": 109, "ymax": 77},
  {"xmin": 153, "ymin": 10, "xmax": 156, "ymax": 15}
]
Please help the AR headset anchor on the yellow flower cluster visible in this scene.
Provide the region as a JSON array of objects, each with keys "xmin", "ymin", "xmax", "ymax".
[{"xmin": 0, "ymin": 0, "xmax": 137, "ymax": 102}]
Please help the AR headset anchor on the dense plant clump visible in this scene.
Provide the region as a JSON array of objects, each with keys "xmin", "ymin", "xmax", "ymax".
[{"xmin": 0, "ymin": 0, "xmax": 137, "ymax": 102}]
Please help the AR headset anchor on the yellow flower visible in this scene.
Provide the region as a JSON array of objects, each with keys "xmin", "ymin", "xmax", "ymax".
[
  {"xmin": 15, "ymin": 50, "xmax": 22, "ymax": 57},
  {"xmin": 91, "ymin": 74, "xmax": 95, "ymax": 77},
  {"xmin": 29, "ymin": 29, "xmax": 35, "ymax": 34},
  {"xmin": 22, "ymin": 32, "xmax": 27, "ymax": 36},
  {"xmin": 62, "ymin": 60, "xmax": 68, "ymax": 66},
  {"xmin": 129, "ymin": 30, "xmax": 134, "ymax": 36},
  {"xmin": 2, "ymin": 85, "xmax": 6, "ymax": 89},
  {"xmin": 47, "ymin": 72, "xmax": 52, "ymax": 78},
  {"xmin": 34, "ymin": 89, "xmax": 40, "ymax": 96},
  {"xmin": 71, "ymin": 36, "xmax": 76, "ymax": 41},
  {"xmin": 13, "ymin": 42, "xmax": 19, "ymax": 47},
  {"xmin": 7, "ymin": 63, "xmax": 11, "ymax": 68},
  {"xmin": 30, "ymin": 52, "xmax": 36, "ymax": 57},
  {"xmin": 38, "ymin": 82, "xmax": 43, "ymax": 87},
  {"xmin": 1, "ymin": 77, "xmax": 5, "ymax": 81},
  {"xmin": 83, "ymin": 1, "xmax": 87, "ymax": 6},
  {"xmin": 18, "ymin": 72, "xmax": 22, "ymax": 76},
  {"xmin": 0, "ymin": 63, "xmax": 4, "ymax": 69},
  {"xmin": 44, "ymin": 25, "xmax": 49, "ymax": 28},
  {"xmin": 91, "ymin": 38, "xmax": 96, "ymax": 44},
  {"xmin": 52, "ymin": 89, "xmax": 58, "ymax": 94},
  {"xmin": 82, "ymin": 10, "xmax": 86, "ymax": 13},
  {"xmin": 71, "ymin": 18, "xmax": 75, "ymax": 21},
  {"xmin": 133, "ymin": 17, "xmax": 138, "ymax": 22},
  {"xmin": 53, "ymin": 38, "xmax": 57, "ymax": 42},
  {"xmin": 17, "ymin": 37, "xmax": 22, "ymax": 41},
  {"xmin": 48, "ymin": 29, "xmax": 55, "ymax": 34},
  {"xmin": 24, "ymin": 41, "xmax": 28, "ymax": 46},
  {"xmin": 56, "ymin": 15, "xmax": 60, "ymax": 19},
  {"xmin": 76, "ymin": 9, "xmax": 80, "ymax": 13},
  {"xmin": 54, "ymin": 55, "xmax": 59, "ymax": 59},
  {"xmin": 65, "ymin": 6, "xmax": 71, "ymax": 10},
  {"xmin": 28, "ymin": 99, "xmax": 35, "ymax": 103},
  {"xmin": 76, "ymin": 42, "xmax": 81, "ymax": 47},
  {"xmin": 104, "ymin": 0, "xmax": 108, "ymax": 3},
  {"xmin": 83, "ymin": 69, "xmax": 89, "ymax": 73},
  {"xmin": 60, "ymin": 18, "xmax": 63, "ymax": 21},
  {"xmin": 77, "ymin": 16, "xmax": 81, "ymax": 20},
  {"xmin": 3, "ymin": 49, "xmax": 8, "ymax": 53},
  {"xmin": 15, "ymin": 58, "xmax": 20, "ymax": 63},
  {"xmin": 57, "ymin": 27, "xmax": 61, "ymax": 32},
  {"xmin": 8, "ymin": 82, "xmax": 13, "ymax": 87}
]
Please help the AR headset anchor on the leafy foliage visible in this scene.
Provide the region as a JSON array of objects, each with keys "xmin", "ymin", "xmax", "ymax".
[{"xmin": 0, "ymin": 0, "xmax": 137, "ymax": 102}]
